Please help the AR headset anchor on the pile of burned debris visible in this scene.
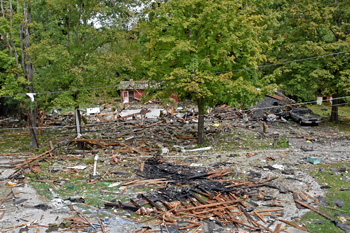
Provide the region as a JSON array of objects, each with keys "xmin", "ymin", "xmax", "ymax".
[{"xmin": 101, "ymin": 156, "xmax": 334, "ymax": 232}]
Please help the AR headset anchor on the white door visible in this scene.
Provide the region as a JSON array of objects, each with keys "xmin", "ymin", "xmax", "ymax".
[{"xmin": 122, "ymin": 91, "xmax": 129, "ymax": 103}]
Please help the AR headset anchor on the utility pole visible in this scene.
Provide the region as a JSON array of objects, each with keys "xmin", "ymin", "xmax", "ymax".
[{"xmin": 75, "ymin": 106, "xmax": 84, "ymax": 149}]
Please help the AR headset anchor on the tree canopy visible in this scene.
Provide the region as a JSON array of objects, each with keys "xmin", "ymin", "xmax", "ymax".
[
  {"xmin": 142, "ymin": 0, "xmax": 276, "ymax": 143},
  {"xmin": 268, "ymin": 0, "xmax": 350, "ymax": 121},
  {"xmin": 1, "ymin": 0, "xmax": 350, "ymax": 146}
]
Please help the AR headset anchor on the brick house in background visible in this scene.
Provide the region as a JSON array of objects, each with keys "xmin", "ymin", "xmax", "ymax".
[{"xmin": 119, "ymin": 80, "xmax": 178, "ymax": 104}]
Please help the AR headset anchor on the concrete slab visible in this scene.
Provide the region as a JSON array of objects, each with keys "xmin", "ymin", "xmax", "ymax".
[{"xmin": 0, "ymin": 159, "xmax": 71, "ymax": 233}]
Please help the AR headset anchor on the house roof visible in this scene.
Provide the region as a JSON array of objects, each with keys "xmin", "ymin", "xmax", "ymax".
[
  {"xmin": 119, "ymin": 80, "xmax": 160, "ymax": 90},
  {"xmin": 267, "ymin": 91, "xmax": 296, "ymax": 104}
]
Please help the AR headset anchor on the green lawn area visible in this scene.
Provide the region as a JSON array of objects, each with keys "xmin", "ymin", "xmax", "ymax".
[
  {"xmin": 301, "ymin": 162, "xmax": 350, "ymax": 233},
  {"xmin": 307, "ymin": 104, "xmax": 350, "ymax": 118},
  {"xmin": 306, "ymin": 104, "xmax": 350, "ymax": 133}
]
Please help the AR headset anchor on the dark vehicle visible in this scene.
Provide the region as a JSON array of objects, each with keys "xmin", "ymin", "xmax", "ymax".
[{"xmin": 290, "ymin": 108, "xmax": 321, "ymax": 125}]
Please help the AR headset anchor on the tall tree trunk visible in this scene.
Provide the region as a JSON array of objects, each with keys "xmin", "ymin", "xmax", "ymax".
[
  {"xmin": 76, "ymin": 1, "xmax": 83, "ymax": 45},
  {"xmin": 19, "ymin": 23, "xmax": 26, "ymax": 74},
  {"xmin": 330, "ymin": 92, "xmax": 339, "ymax": 122},
  {"xmin": 68, "ymin": 7, "xmax": 71, "ymax": 48},
  {"xmin": 23, "ymin": 2, "xmax": 38, "ymax": 148},
  {"xmin": 197, "ymin": 98, "xmax": 205, "ymax": 144},
  {"xmin": 28, "ymin": 107, "xmax": 38, "ymax": 148}
]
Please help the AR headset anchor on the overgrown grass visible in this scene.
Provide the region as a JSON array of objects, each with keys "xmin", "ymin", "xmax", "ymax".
[
  {"xmin": 307, "ymin": 104, "xmax": 350, "ymax": 118},
  {"xmin": 301, "ymin": 161, "xmax": 350, "ymax": 233},
  {"xmin": 0, "ymin": 128, "xmax": 70, "ymax": 153},
  {"xmin": 204, "ymin": 127, "xmax": 289, "ymax": 151},
  {"xmin": 306, "ymin": 104, "xmax": 350, "ymax": 133},
  {"xmin": 0, "ymin": 128, "xmax": 32, "ymax": 153},
  {"xmin": 323, "ymin": 119, "xmax": 350, "ymax": 134}
]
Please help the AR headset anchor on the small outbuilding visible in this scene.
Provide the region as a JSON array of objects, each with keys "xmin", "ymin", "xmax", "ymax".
[
  {"xmin": 119, "ymin": 80, "xmax": 159, "ymax": 103},
  {"xmin": 118, "ymin": 80, "xmax": 178, "ymax": 104}
]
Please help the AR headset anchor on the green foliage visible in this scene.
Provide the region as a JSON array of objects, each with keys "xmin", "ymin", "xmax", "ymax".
[
  {"xmin": 142, "ymin": 0, "xmax": 276, "ymax": 108},
  {"xmin": 51, "ymin": 93, "xmax": 76, "ymax": 108},
  {"xmin": 277, "ymin": 135, "xmax": 289, "ymax": 148},
  {"xmin": 1, "ymin": 0, "xmax": 147, "ymax": 111},
  {"xmin": 268, "ymin": 0, "xmax": 350, "ymax": 102},
  {"xmin": 1, "ymin": 0, "xmax": 349, "ymax": 119}
]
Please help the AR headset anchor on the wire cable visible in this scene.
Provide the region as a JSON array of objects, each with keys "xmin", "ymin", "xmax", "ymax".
[
  {"xmin": 162, "ymin": 50, "xmax": 350, "ymax": 83},
  {"xmin": 1, "ymin": 50, "xmax": 349, "ymax": 98},
  {"xmin": 0, "ymin": 99, "xmax": 349, "ymax": 132}
]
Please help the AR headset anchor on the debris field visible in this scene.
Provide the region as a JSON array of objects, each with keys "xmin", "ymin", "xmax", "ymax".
[{"xmin": 0, "ymin": 104, "xmax": 350, "ymax": 233}]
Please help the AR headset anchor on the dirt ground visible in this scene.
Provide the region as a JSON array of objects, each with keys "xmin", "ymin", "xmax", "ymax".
[{"xmin": 0, "ymin": 119, "xmax": 349, "ymax": 233}]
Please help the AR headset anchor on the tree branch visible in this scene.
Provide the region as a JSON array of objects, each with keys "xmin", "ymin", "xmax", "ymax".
[
  {"xmin": 9, "ymin": 0, "xmax": 20, "ymax": 77},
  {"xmin": 1, "ymin": 0, "xmax": 13, "ymax": 57}
]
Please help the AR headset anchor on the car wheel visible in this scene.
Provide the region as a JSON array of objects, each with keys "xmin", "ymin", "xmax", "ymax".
[{"xmin": 299, "ymin": 119, "xmax": 303, "ymax": 126}]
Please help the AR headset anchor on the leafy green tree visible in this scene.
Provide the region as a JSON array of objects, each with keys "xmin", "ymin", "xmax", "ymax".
[
  {"xmin": 1, "ymin": 0, "xmax": 147, "ymax": 148},
  {"xmin": 1, "ymin": 0, "xmax": 147, "ymax": 107},
  {"xmin": 0, "ymin": 0, "xmax": 40, "ymax": 148},
  {"xmin": 268, "ymin": 0, "xmax": 350, "ymax": 122},
  {"xmin": 28, "ymin": 0, "xmax": 145, "ymax": 108},
  {"xmin": 142, "ymin": 0, "xmax": 275, "ymax": 144}
]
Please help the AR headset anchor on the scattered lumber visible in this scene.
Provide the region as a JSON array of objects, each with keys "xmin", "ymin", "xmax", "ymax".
[
  {"xmin": 15, "ymin": 144, "xmax": 55, "ymax": 169},
  {"xmin": 123, "ymin": 178, "xmax": 174, "ymax": 187},
  {"xmin": 104, "ymin": 158, "xmax": 306, "ymax": 232},
  {"xmin": 276, "ymin": 219, "xmax": 308, "ymax": 231}
]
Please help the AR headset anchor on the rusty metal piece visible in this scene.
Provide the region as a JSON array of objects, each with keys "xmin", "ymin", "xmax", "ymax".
[{"xmin": 15, "ymin": 146, "xmax": 55, "ymax": 169}]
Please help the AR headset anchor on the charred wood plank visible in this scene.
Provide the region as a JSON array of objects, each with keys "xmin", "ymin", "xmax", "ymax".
[
  {"xmin": 130, "ymin": 199, "xmax": 141, "ymax": 208},
  {"xmin": 190, "ymin": 192, "xmax": 208, "ymax": 205},
  {"xmin": 159, "ymin": 200, "xmax": 178, "ymax": 215},
  {"xmin": 187, "ymin": 172, "xmax": 209, "ymax": 180},
  {"xmin": 104, "ymin": 201, "xmax": 139, "ymax": 212},
  {"xmin": 239, "ymin": 206, "xmax": 258, "ymax": 227},
  {"xmin": 141, "ymin": 194, "xmax": 163, "ymax": 212}
]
